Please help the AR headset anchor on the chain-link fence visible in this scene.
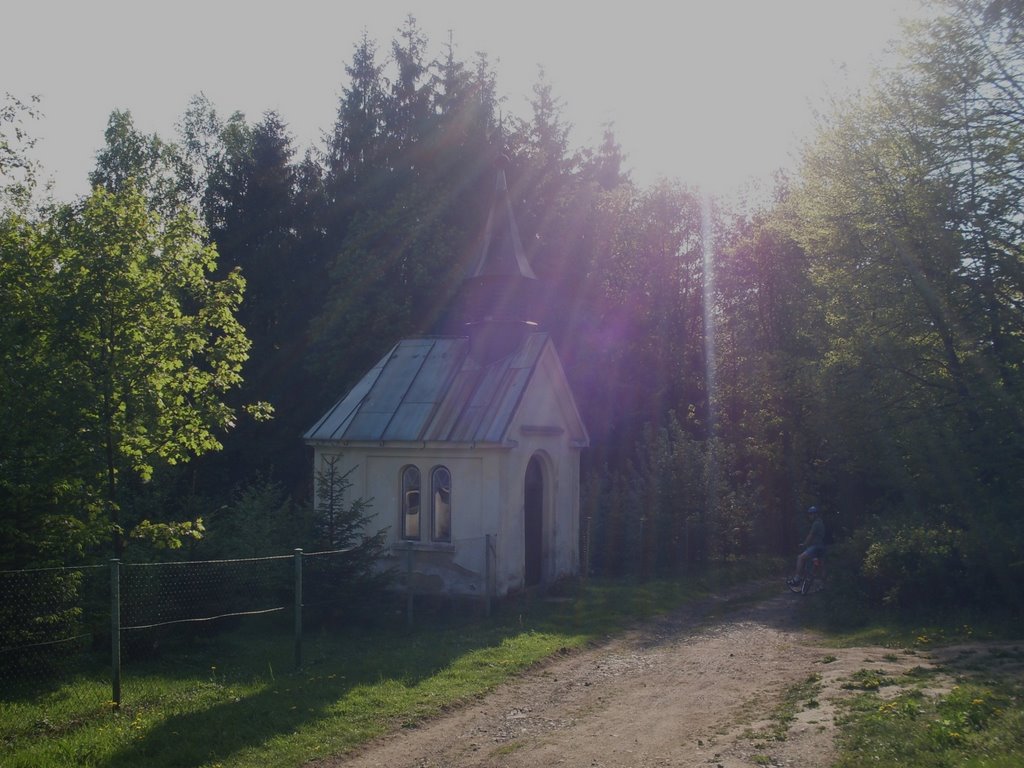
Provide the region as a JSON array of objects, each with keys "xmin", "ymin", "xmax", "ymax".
[
  {"xmin": 0, "ymin": 549, "xmax": 357, "ymax": 717},
  {"xmin": 0, "ymin": 563, "xmax": 110, "ymax": 708}
]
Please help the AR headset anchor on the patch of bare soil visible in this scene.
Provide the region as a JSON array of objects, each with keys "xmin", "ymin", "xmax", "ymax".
[{"xmin": 306, "ymin": 583, "xmax": 1006, "ymax": 768}]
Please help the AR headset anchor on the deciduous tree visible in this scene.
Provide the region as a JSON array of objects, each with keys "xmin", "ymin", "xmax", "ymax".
[{"xmin": 0, "ymin": 185, "xmax": 259, "ymax": 562}]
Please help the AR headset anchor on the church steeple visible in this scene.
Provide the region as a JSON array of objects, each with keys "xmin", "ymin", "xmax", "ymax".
[
  {"xmin": 470, "ymin": 154, "xmax": 536, "ymax": 285},
  {"xmin": 456, "ymin": 155, "xmax": 540, "ymax": 361}
]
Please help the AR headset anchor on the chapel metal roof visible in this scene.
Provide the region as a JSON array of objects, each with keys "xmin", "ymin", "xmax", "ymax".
[{"xmin": 303, "ymin": 333, "xmax": 553, "ymax": 445}]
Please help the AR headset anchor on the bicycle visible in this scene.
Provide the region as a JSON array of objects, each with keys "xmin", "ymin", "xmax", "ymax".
[{"xmin": 787, "ymin": 555, "xmax": 824, "ymax": 595}]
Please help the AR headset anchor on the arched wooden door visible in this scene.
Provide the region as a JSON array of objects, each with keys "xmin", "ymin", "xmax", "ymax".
[{"xmin": 524, "ymin": 456, "xmax": 544, "ymax": 587}]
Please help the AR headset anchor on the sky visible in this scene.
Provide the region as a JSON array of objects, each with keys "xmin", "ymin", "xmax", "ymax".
[{"xmin": 5, "ymin": 0, "xmax": 924, "ymax": 202}]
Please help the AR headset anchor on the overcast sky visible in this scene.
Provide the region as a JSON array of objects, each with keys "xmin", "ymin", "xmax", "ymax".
[{"xmin": 5, "ymin": 0, "xmax": 923, "ymax": 201}]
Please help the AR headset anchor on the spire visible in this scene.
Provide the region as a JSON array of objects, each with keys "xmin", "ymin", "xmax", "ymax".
[
  {"xmin": 455, "ymin": 154, "xmax": 540, "ymax": 362},
  {"xmin": 470, "ymin": 155, "xmax": 536, "ymax": 281}
]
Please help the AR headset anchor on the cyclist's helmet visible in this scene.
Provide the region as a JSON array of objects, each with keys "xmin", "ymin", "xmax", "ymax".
[{"xmin": 807, "ymin": 505, "xmax": 818, "ymax": 515}]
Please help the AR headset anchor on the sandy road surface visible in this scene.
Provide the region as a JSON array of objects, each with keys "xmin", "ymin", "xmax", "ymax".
[{"xmin": 308, "ymin": 583, "xmax": 943, "ymax": 768}]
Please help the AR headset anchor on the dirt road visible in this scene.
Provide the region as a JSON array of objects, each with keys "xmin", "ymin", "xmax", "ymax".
[{"xmin": 309, "ymin": 583, "xmax": 936, "ymax": 768}]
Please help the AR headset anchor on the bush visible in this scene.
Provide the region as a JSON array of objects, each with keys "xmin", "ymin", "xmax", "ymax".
[{"xmin": 859, "ymin": 522, "xmax": 967, "ymax": 608}]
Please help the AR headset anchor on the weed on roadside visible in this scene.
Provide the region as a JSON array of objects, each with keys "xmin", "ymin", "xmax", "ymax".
[
  {"xmin": 745, "ymin": 673, "xmax": 824, "ymax": 743},
  {"xmin": 833, "ymin": 655, "xmax": 1024, "ymax": 767},
  {"xmin": 840, "ymin": 669, "xmax": 897, "ymax": 691}
]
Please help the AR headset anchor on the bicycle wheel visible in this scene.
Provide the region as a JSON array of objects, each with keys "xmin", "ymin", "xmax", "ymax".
[{"xmin": 800, "ymin": 572, "xmax": 813, "ymax": 595}]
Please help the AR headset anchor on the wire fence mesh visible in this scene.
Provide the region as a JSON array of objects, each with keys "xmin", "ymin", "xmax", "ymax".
[
  {"xmin": 0, "ymin": 549, "xmax": 359, "ymax": 720},
  {"xmin": 0, "ymin": 564, "xmax": 110, "ymax": 702},
  {"xmin": 121, "ymin": 556, "xmax": 292, "ymax": 632}
]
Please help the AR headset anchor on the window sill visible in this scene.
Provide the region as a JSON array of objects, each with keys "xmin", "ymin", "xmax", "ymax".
[{"xmin": 392, "ymin": 541, "xmax": 456, "ymax": 553}]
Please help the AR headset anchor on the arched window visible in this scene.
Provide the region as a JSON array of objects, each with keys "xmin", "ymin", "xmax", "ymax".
[
  {"xmin": 401, "ymin": 465, "xmax": 421, "ymax": 540},
  {"xmin": 431, "ymin": 466, "xmax": 452, "ymax": 542}
]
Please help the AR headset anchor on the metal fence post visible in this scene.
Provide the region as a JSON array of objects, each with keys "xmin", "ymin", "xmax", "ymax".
[
  {"xmin": 110, "ymin": 558, "xmax": 121, "ymax": 708},
  {"xmin": 484, "ymin": 534, "xmax": 493, "ymax": 617},
  {"xmin": 583, "ymin": 516, "xmax": 592, "ymax": 582},
  {"xmin": 405, "ymin": 547, "xmax": 414, "ymax": 629},
  {"xmin": 293, "ymin": 548, "xmax": 303, "ymax": 670}
]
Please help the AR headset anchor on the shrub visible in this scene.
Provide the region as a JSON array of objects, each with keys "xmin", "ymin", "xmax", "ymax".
[{"xmin": 859, "ymin": 521, "xmax": 966, "ymax": 608}]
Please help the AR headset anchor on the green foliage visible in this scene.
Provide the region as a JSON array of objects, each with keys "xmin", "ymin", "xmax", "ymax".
[
  {"xmin": 130, "ymin": 518, "xmax": 205, "ymax": 551},
  {"xmin": 772, "ymin": 0, "xmax": 1024, "ymax": 608},
  {"xmin": 589, "ymin": 406, "xmax": 770, "ymax": 575},
  {"xmin": 0, "ymin": 568, "xmax": 86, "ymax": 679},
  {"xmin": 859, "ymin": 521, "xmax": 967, "ymax": 608},
  {"xmin": 0, "ymin": 184, "xmax": 256, "ymax": 563},
  {"xmin": 202, "ymin": 477, "xmax": 302, "ymax": 559},
  {"xmin": 90, "ymin": 110, "xmax": 192, "ymax": 217},
  {"xmin": 0, "ymin": 92, "xmax": 44, "ymax": 211},
  {"xmin": 837, "ymin": 507, "xmax": 1024, "ymax": 613},
  {"xmin": 304, "ymin": 455, "xmax": 391, "ymax": 615},
  {"xmin": 176, "ymin": 104, "xmax": 317, "ymax": 492},
  {"xmin": 311, "ymin": 22, "xmax": 500, "ymax": 400}
]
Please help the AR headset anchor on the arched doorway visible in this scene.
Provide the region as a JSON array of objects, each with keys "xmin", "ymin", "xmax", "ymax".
[{"xmin": 524, "ymin": 455, "xmax": 544, "ymax": 587}]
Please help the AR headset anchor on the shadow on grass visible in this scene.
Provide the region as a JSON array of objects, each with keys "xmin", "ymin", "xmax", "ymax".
[
  {"xmin": 98, "ymin": 589, "xmax": 637, "ymax": 768},
  {"xmin": 103, "ymin": 673, "xmax": 370, "ymax": 767},
  {"xmin": 1, "ymin": 651, "xmax": 111, "ymax": 706},
  {"xmin": 791, "ymin": 574, "xmax": 1024, "ymax": 649}
]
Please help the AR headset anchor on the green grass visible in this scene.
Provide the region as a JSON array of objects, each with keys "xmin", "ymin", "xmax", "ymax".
[
  {"xmin": 795, "ymin": 588, "xmax": 1024, "ymax": 767},
  {"xmin": 796, "ymin": 578, "xmax": 1024, "ymax": 651},
  {"xmin": 1, "ymin": 569, "xmax": 754, "ymax": 768},
  {"xmin": 775, "ymin": 673, "xmax": 823, "ymax": 739},
  {"xmin": 834, "ymin": 678, "xmax": 1024, "ymax": 767},
  {"xmin": 745, "ymin": 672, "xmax": 824, "ymax": 743}
]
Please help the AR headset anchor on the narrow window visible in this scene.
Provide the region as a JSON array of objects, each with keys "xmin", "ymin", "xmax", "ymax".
[
  {"xmin": 401, "ymin": 465, "xmax": 420, "ymax": 540},
  {"xmin": 431, "ymin": 466, "xmax": 452, "ymax": 542}
]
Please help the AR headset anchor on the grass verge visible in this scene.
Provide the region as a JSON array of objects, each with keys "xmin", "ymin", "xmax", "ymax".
[
  {"xmin": 796, "ymin": 587, "xmax": 1024, "ymax": 767},
  {"xmin": 833, "ymin": 661, "xmax": 1024, "ymax": 767}
]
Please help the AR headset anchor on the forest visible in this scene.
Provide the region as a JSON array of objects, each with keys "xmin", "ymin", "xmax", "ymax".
[{"xmin": 2, "ymin": 0, "xmax": 1022, "ymax": 614}]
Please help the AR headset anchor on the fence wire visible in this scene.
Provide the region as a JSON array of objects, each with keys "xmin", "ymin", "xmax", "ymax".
[
  {"xmin": 120, "ymin": 555, "xmax": 292, "ymax": 631},
  {"xmin": 0, "ymin": 563, "xmax": 110, "ymax": 719},
  {"xmin": 0, "ymin": 549, "xmax": 363, "ymax": 717}
]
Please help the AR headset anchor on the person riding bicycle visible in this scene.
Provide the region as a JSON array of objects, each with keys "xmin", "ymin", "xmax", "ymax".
[{"xmin": 789, "ymin": 506, "xmax": 825, "ymax": 586}]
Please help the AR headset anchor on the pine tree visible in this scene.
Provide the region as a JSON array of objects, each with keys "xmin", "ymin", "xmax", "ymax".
[{"xmin": 305, "ymin": 454, "xmax": 391, "ymax": 615}]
